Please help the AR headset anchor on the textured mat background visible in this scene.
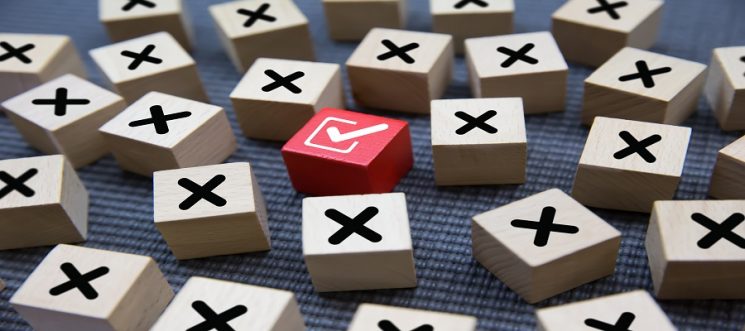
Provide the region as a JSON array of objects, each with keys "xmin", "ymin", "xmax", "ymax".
[{"xmin": 1, "ymin": 0, "xmax": 745, "ymax": 330}]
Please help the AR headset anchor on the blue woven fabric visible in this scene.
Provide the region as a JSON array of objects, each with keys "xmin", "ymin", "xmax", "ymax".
[{"xmin": 1, "ymin": 0, "xmax": 745, "ymax": 330}]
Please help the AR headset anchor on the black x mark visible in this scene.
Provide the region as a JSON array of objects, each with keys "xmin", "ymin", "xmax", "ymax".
[
  {"xmin": 511, "ymin": 206, "xmax": 579, "ymax": 247},
  {"xmin": 585, "ymin": 312, "xmax": 636, "ymax": 331},
  {"xmin": 455, "ymin": 110, "xmax": 497, "ymax": 135},
  {"xmin": 454, "ymin": 0, "xmax": 488, "ymax": 9},
  {"xmin": 325, "ymin": 207, "xmax": 382, "ymax": 245},
  {"xmin": 121, "ymin": 44, "xmax": 162, "ymax": 70},
  {"xmin": 497, "ymin": 43, "xmax": 538, "ymax": 68},
  {"xmin": 49, "ymin": 263, "xmax": 110, "ymax": 300},
  {"xmin": 128, "ymin": 105, "xmax": 191, "ymax": 134},
  {"xmin": 587, "ymin": 0, "xmax": 629, "ymax": 20},
  {"xmin": 178, "ymin": 175, "xmax": 227, "ymax": 210},
  {"xmin": 122, "ymin": 0, "xmax": 156, "ymax": 11},
  {"xmin": 187, "ymin": 300, "xmax": 248, "ymax": 331},
  {"xmin": 691, "ymin": 213, "xmax": 745, "ymax": 249},
  {"xmin": 377, "ymin": 39, "xmax": 420, "ymax": 64},
  {"xmin": 237, "ymin": 3, "xmax": 276, "ymax": 28},
  {"xmin": 740, "ymin": 56, "xmax": 745, "ymax": 76},
  {"xmin": 378, "ymin": 320, "xmax": 434, "ymax": 331},
  {"xmin": 0, "ymin": 168, "xmax": 38, "ymax": 200},
  {"xmin": 31, "ymin": 88, "xmax": 90, "ymax": 117},
  {"xmin": 618, "ymin": 60, "xmax": 671, "ymax": 88},
  {"xmin": 262, "ymin": 69, "xmax": 304, "ymax": 94},
  {"xmin": 0, "ymin": 41, "xmax": 35, "ymax": 64},
  {"xmin": 613, "ymin": 131, "xmax": 661, "ymax": 163}
]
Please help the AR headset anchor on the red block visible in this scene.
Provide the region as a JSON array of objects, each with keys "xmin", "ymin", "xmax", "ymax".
[{"xmin": 281, "ymin": 108, "xmax": 413, "ymax": 196}]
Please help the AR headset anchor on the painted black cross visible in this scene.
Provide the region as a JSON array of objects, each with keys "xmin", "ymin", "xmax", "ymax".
[
  {"xmin": 613, "ymin": 131, "xmax": 661, "ymax": 163},
  {"xmin": 49, "ymin": 263, "xmax": 110, "ymax": 300},
  {"xmin": 455, "ymin": 110, "xmax": 497, "ymax": 135},
  {"xmin": 0, "ymin": 168, "xmax": 38, "ymax": 200},
  {"xmin": 187, "ymin": 300, "xmax": 248, "ymax": 331},
  {"xmin": 584, "ymin": 312, "xmax": 636, "ymax": 331},
  {"xmin": 454, "ymin": 0, "xmax": 488, "ymax": 9},
  {"xmin": 325, "ymin": 207, "xmax": 382, "ymax": 245},
  {"xmin": 618, "ymin": 60, "xmax": 671, "ymax": 88},
  {"xmin": 262, "ymin": 69, "xmax": 305, "ymax": 94},
  {"xmin": 237, "ymin": 3, "xmax": 276, "ymax": 28},
  {"xmin": 497, "ymin": 43, "xmax": 538, "ymax": 68},
  {"xmin": 31, "ymin": 88, "xmax": 90, "ymax": 116},
  {"xmin": 120, "ymin": 44, "xmax": 162, "ymax": 70},
  {"xmin": 122, "ymin": 0, "xmax": 156, "ymax": 11},
  {"xmin": 510, "ymin": 206, "xmax": 579, "ymax": 247},
  {"xmin": 378, "ymin": 320, "xmax": 434, "ymax": 331},
  {"xmin": 178, "ymin": 175, "xmax": 227, "ymax": 210},
  {"xmin": 377, "ymin": 39, "xmax": 420, "ymax": 64},
  {"xmin": 0, "ymin": 41, "xmax": 35, "ymax": 64},
  {"xmin": 128, "ymin": 105, "xmax": 191, "ymax": 134},
  {"xmin": 587, "ymin": 0, "xmax": 629, "ymax": 20},
  {"xmin": 741, "ymin": 56, "xmax": 745, "ymax": 76},
  {"xmin": 691, "ymin": 213, "xmax": 745, "ymax": 249}
]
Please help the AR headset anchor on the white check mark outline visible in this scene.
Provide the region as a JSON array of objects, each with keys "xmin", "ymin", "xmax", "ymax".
[{"xmin": 326, "ymin": 124, "xmax": 389, "ymax": 142}]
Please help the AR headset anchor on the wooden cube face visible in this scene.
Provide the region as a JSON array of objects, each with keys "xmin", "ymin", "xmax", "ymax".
[
  {"xmin": 99, "ymin": 0, "xmax": 193, "ymax": 50},
  {"xmin": 646, "ymin": 200, "xmax": 745, "ymax": 299},
  {"xmin": 151, "ymin": 277, "xmax": 304, "ymax": 331},
  {"xmin": 583, "ymin": 47, "xmax": 707, "ymax": 125},
  {"xmin": 346, "ymin": 28, "xmax": 453, "ymax": 113},
  {"xmin": 572, "ymin": 117, "xmax": 691, "ymax": 212},
  {"xmin": 348, "ymin": 304, "xmax": 477, "ymax": 331},
  {"xmin": 705, "ymin": 46, "xmax": 745, "ymax": 131},
  {"xmin": 323, "ymin": 0, "xmax": 406, "ymax": 41},
  {"xmin": 465, "ymin": 31, "xmax": 568, "ymax": 114},
  {"xmin": 10, "ymin": 244, "xmax": 173, "ymax": 331},
  {"xmin": 552, "ymin": 0, "xmax": 663, "ymax": 67},
  {"xmin": 209, "ymin": 0, "xmax": 315, "ymax": 73},
  {"xmin": 431, "ymin": 0, "xmax": 514, "ymax": 54},
  {"xmin": 0, "ymin": 155, "xmax": 88, "ymax": 250},
  {"xmin": 472, "ymin": 188, "xmax": 621, "ymax": 303},
  {"xmin": 2, "ymin": 74, "xmax": 127, "ymax": 168},
  {"xmin": 99, "ymin": 91, "xmax": 236, "ymax": 176},
  {"xmin": 89, "ymin": 32, "xmax": 206, "ymax": 103},
  {"xmin": 230, "ymin": 58, "xmax": 344, "ymax": 141},
  {"xmin": 302, "ymin": 193, "xmax": 416, "ymax": 292},
  {"xmin": 710, "ymin": 136, "xmax": 745, "ymax": 199},
  {"xmin": 431, "ymin": 97, "xmax": 526, "ymax": 186}
]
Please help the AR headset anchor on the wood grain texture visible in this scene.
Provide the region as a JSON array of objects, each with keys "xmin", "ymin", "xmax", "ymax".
[
  {"xmin": 710, "ymin": 135, "xmax": 745, "ymax": 199},
  {"xmin": 348, "ymin": 303, "xmax": 477, "ymax": 331},
  {"xmin": 704, "ymin": 46, "xmax": 745, "ymax": 131},
  {"xmin": 431, "ymin": 0, "xmax": 513, "ymax": 54},
  {"xmin": 323, "ymin": 0, "xmax": 406, "ymax": 41},
  {"xmin": 99, "ymin": 0, "xmax": 193, "ymax": 50}
]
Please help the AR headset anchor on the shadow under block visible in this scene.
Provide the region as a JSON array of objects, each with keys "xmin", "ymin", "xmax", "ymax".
[
  {"xmin": 431, "ymin": 0, "xmax": 514, "ymax": 54},
  {"xmin": 347, "ymin": 28, "xmax": 453, "ymax": 114},
  {"xmin": 154, "ymin": 162, "xmax": 270, "ymax": 260},
  {"xmin": 704, "ymin": 46, "xmax": 745, "ymax": 131},
  {"xmin": 209, "ymin": 0, "xmax": 315, "ymax": 73},
  {"xmin": 431, "ymin": 97, "xmax": 526, "ymax": 186},
  {"xmin": 572, "ymin": 117, "xmax": 691, "ymax": 212},
  {"xmin": 99, "ymin": 91, "xmax": 236, "ymax": 176},
  {"xmin": 302, "ymin": 193, "xmax": 417, "ymax": 292},
  {"xmin": 472, "ymin": 189, "xmax": 621, "ymax": 303},
  {"xmin": 551, "ymin": 0, "xmax": 663, "ymax": 67},
  {"xmin": 150, "ymin": 277, "xmax": 304, "ymax": 331},
  {"xmin": 89, "ymin": 32, "xmax": 207, "ymax": 104},
  {"xmin": 2, "ymin": 74, "xmax": 127, "ymax": 168},
  {"xmin": 99, "ymin": 0, "xmax": 194, "ymax": 50},
  {"xmin": 0, "ymin": 155, "xmax": 88, "ymax": 250},
  {"xmin": 230, "ymin": 58, "xmax": 344, "ymax": 141},
  {"xmin": 323, "ymin": 0, "xmax": 406, "ymax": 41},
  {"xmin": 10, "ymin": 244, "xmax": 174, "ymax": 331},
  {"xmin": 582, "ymin": 47, "xmax": 707, "ymax": 125},
  {"xmin": 646, "ymin": 200, "xmax": 745, "ymax": 299},
  {"xmin": 465, "ymin": 31, "xmax": 568, "ymax": 114},
  {"xmin": 710, "ymin": 136, "xmax": 745, "ymax": 199},
  {"xmin": 348, "ymin": 304, "xmax": 477, "ymax": 331}
]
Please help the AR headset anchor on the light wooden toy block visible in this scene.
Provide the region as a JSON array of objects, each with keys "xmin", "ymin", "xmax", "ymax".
[
  {"xmin": 346, "ymin": 28, "xmax": 453, "ymax": 113},
  {"xmin": 472, "ymin": 188, "xmax": 621, "ymax": 303},
  {"xmin": 99, "ymin": 91, "xmax": 236, "ymax": 176},
  {"xmin": 572, "ymin": 117, "xmax": 691, "ymax": 212},
  {"xmin": 10, "ymin": 244, "xmax": 173, "ymax": 331},
  {"xmin": 89, "ymin": 32, "xmax": 207, "ymax": 103},
  {"xmin": 646, "ymin": 200, "xmax": 745, "ymax": 299},
  {"xmin": 209, "ymin": 0, "xmax": 315, "ymax": 73},
  {"xmin": 302, "ymin": 193, "xmax": 416, "ymax": 292},
  {"xmin": 710, "ymin": 135, "xmax": 745, "ymax": 199},
  {"xmin": 465, "ymin": 31, "xmax": 568, "ymax": 114},
  {"xmin": 704, "ymin": 46, "xmax": 745, "ymax": 131},
  {"xmin": 551, "ymin": 0, "xmax": 663, "ymax": 67},
  {"xmin": 99, "ymin": 0, "xmax": 194, "ymax": 50},
  {"xmin": 431, "ymin": 0, "xmax": 514, "ymax": 54},
  {"xmin": 0, "ymin": 278, "xmax": 5, "ymax": 291},
  {"xmin": 431, "ymin": 97, "xmax": 526, "ymax": 186},
  {"xmin": 582, "ymin": 47, "xmax": 707, "ymax": 125},
  {"xmin": 323, "ymin": 0, "xmax": 406, "ymax": 41},
  {"xmin": 348, "ymin": 304, "xmax": 477, "ymax": 331},
  {"xmin": 0, "ymin": 155, "xmax": 88, "ymax": 250},
  {"xmin": 536, "ymin": 290, "xmax": 676, "ymax": 331},
  {"xmin": 153, "ymin": 162, "xmax": 270, "ymax": 260},
  {"xmin": 230, "ymin": 58, "xmax": 344, "ymax": 141},
  {"xmin": 2, "ymin": 74, "xmax": 127, "ymax": 168},
  {"xmin": 0, "ymin": 33, "xmax": 86, "ymax": 104}
]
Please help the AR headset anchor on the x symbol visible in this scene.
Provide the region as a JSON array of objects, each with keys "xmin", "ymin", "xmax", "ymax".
[
  {"xmin": 122, "ymin": 0, "xmax": 155, "ymax": 11},
  {"xmin": 497, "ymin": 43, "xmax": 538, "ymax": 68},
  {"xmin": 454, "ymin": 0, "xmax": 488, "ymax": 9},
  {"xmin": 585, "ymin": 312, "xmax": 636, "ymax": 331},
  {"xmin": 31, "ymin": 88, "xmax": 90, "ymax": 116},
  {"xmin": 691, "ymin": 213, "xmax": 745, "ymax": 249},
  {"xmin": 378, "ymin": 320, "xmax": 434, "ymax": 331},
  {"xmin": 262, "ymin": 69, "xmax": 305, "ymax": 94},
  {"xmin": 128, "ymin": 105, "xmax": 191, "ymax": 134},
  {"xmin": 0, "ymin": 168, "xmax": 38, "ymax": 200},
  {"xmin": 587, "ymin": 0, "xmax": 629, "ymax": 20},
  {"xmin": 178, "ymin": 175, "xmax": 227, "ymax": 210},
  {"xmin": 237, "ymin": 3, "xmax": 276, "ymax": 28},
  {"xmin": 613, "ymin": 131, "xmax": 661, "ymax": 163},
  {"xmin": 187, "ymin": 300, "xmax": 248, "ymax": 331},
  {"xmin": 740, "ymin": 56, "xmax": 745, "ymax": 76},
  {"xmin": 325, "ymin": 207, "xmax": 382, "ymax": 245},
  {"xmin": 0, "ymin": 41, "xmax": 35, "ymax": 64},
  {"xmin": 377, "ymin": 39, "xmax": 420, "ymax": 64},
  {"xmin": 455, "ymin": 110, "xmax": 497, "ymax": 135},
  {"xmin": 511, "ymin": 206, "xmax": 579, "ymax": 247},
  {"xmin": 120, "ymin": 44, "xmax": 162, "ymax": 70},
  {"xmin": 49, "ymin": 263, "xmax": 110, "ymax": 300},
  {"xmin": 618, "ymin": 60, "xmax": 671, "ymax": 88}
]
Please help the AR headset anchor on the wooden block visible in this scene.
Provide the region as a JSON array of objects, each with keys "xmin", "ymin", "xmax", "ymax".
[
  {"xmin": 230, "ymin": 58, "xmax": 344, "ymax": 141},
  {"xmin": 281, "ymin": 108, "xmax": 413, "ymax": 196},
  {"xmin": 431, "ymin": 0, "xmax": 514, "ymax": 54},
  {"xmin": 10, "ymin": 244, "xmax": 173, "ymax": 331},
  {"xmin": 323, "ymin": 0, "xmax": 406, "ymax": 41},
  {"xmin": 536, "ymin": 290, "xmax": 676, "ymax": 331},
  {"xmin": 89, "ymin": 32, "xmax": 207, "ymax": 103},
  {"xmin": 465, "ymin": 31, "xmax": 568, "ymax": 114},
  {"xmin": 0, "ymin": 155, "xmax": 88, "ymax": 250},
  {"xmin": 646, "ymin": 200, "xmax": 745, "ymax": 299},
  {"xmin": 2, "ymin": 74, "xmax": 127, "ymax": 168},
  {"xmin": 710, "ymin": 135, "xmax": 745, "ymax": 199},
  {"xmin": 99, "ymin": 0, "xmax": 194, "ymax": 50},
  {"xmin": 431, "ymin": 97, "xmax": 526, "ymax": 186},
  {"xmin": 209, "ymin": 0, "xmax": 315, "ymax": 73},
  {"xmin": 704, "ymin": 46, "xmax": 745, "ymax": 131},
  {"xmin": 0, "ymin": 278, "xmax": 5, "ymax": 291},
  {"xmin": 302, "ymin": 193, "xmax": 416, "ymax": 292},
  {"xmin": 348, "ymin": 304, "xmax": 477, "ymax": 331},
  {"xmin": 150, "ymin": 276, "xmax": 304, "ymax": 331},
  {"xmin": 99, "ymin": 91, "xmax": 236, "ymax": 176},
  {"xmin": 153, "ymin": 162, "xmax": 270, "ymax": 260},
  {"xmin": 346, "ymin": 28, "xmax": 453, "ymax": 113},
  {"xmin": 472, "ymin": 188, "xmax": 621, "ymax": 303},
  {"xmin": 551, "ymin": 0, "xmax": 663, "ymax": 67},
  {"xmin": 582, "ymin": 47, "xmax": 707, "ymax": 125},
  {"xmin": 572, "ymin": 117, "xmax": 691, "ymax": 212}
]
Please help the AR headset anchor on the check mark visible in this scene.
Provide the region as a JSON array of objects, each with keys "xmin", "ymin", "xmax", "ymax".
[{"xmin": 326, "ymin": 124, "xmax": 389, "ymax": 143}]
